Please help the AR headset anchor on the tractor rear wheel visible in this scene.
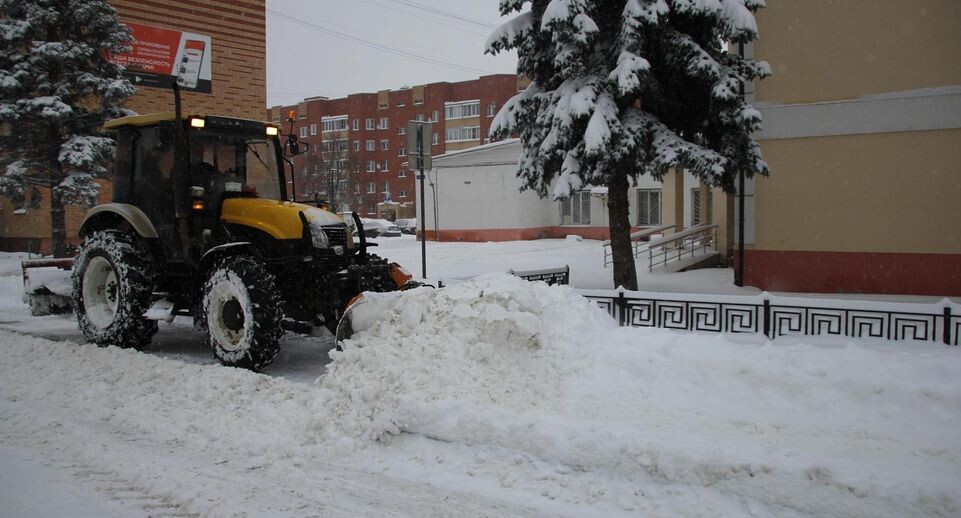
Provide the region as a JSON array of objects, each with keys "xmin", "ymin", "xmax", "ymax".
[
  {"xmin": 202, "ymin": 255, "xmax": 283, "ymax": 371},
  {"xmin": 72, "ymin": 230, "xmax": 158, "ymax": 349}
]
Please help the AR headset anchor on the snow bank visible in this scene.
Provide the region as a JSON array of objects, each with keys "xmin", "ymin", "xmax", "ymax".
[
  {"xmin": 1, "ymin": 273, "xmax": 959, "ymax": 515},
  {"xmin": 322, "ymin": 273, "xmax": 961, "ymax": 516}
]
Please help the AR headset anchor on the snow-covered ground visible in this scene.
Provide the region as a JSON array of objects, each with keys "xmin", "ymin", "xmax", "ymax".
[{"xmin": 1, "ymin": 246, "xmax": 960, "ymax": 517}]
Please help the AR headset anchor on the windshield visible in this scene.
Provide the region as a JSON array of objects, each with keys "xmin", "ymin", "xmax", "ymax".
[{"xmin": 188, "ymin": 130, "xmax": 282, "ymax": 200}]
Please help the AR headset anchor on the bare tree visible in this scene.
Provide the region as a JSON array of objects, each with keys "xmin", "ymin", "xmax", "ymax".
[{"xmin": 300, "ymin": 138, "xmax": 362, "ymax": 212}]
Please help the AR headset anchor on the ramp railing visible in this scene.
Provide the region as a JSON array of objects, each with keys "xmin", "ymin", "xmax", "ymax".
[
  {"xmin": 602, "ymin": 223, "xmax": 675, "ymax": 268},
  {"xmin": 646, "ymin": 224, "xmax": 717, "ymax": 272}
]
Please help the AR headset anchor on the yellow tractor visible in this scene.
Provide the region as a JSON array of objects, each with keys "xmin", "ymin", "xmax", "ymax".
[{"xmin": 70, "ymin": 109, "xmax": 412, "ymax": 370}]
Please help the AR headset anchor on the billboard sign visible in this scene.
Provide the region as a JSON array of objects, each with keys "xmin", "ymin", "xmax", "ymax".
[{"xmin": 107, "ymin": 22, "xmax": 212, "ymax": 93}]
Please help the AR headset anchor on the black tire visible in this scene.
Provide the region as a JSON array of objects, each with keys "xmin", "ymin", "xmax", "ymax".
[
  {"xmin": 72, "ymin": 230, "xmax": 158, "ymax": 349},
  {"xmin": 202, "ymin": 255, "xmax": 283, "ymax": 371}
]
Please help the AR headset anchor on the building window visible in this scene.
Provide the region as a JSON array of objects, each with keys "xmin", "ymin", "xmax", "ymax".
[
  {"xmin": 353, "ymin": 140, "xmax": 360, "ymax": 151},
  {"xmin": 299, "ymin": 127, "xmax": 307, "ymax": 138},
  {"xmin": 415, "ymin": 114, "xmax": 424, "ymax": 122},
  {"xmin": 321, "ymin": 115, "xmax": 348, "ymax": 132},
  {"xmin": 380, "ymin": 139, "xmax": 389, "ymax": 150},
  {"xmin": 398, "ymin": 169, "xmax": 407, "ymax": 177},
  {"xmin": 367, "ymin": 182, "xmax": 375, "ymax": 193},
  {"xmin": 637, "ymin": 189, "xmax": 662, "ymax": 226},
  {"xmin": 354, "ymin": 184, "xmax": 360, "ymax": 194},
  {"xmin": 397, "ymin": 101, "xmax": 406, "ymax": 107},
  {"xmin": 445, "ymin": 126, "xmax": 480, "ymax": 142},
  {"xmin": 414, "ymin": 98, "xmax": 423, "ymax": 105},
  {"xmin": 432, "ymin": 110, "xmax": 439, "ymax": 122},
  {"xmin": 560, "ymin": 191, "xmax": 591, "ymax": 225},
  {"xmin": 398, "ymin": 190, "xmax": 407, "ymax": 198},
  {"xmin": 338, "ymin": 139, "xmax": 348, "ymax": 151},
  {"xmin": 380, "ymin": 160, "xmax": 389, "ymax": 171},
  {"xmin": 310, "ymin": 123, "xmax": 317, "ymax": 135},
  {"xmin": 444, "ymin": 100, "xmax": 480, "ymax": 120},
  {"xmin": 398, "ymin": 147, "xmax": 406, "ymax": 156},
  {"xmin": 379, "ymin": 117, "xmax": 388, "ymax": 129},
  {"xmin": 398, "ymin": 127, "xmax": 406, "ymax": 135},
  {"xmin": 366, "ymin": 160, "xmax": 375, "ymax": 172},
  {"xmin": 366, "ymin": 118, "xmax": 374, "ymax": 130},
  {"xmin": 432, "ymin": 132, "xmax": 439, "ymax": 145},
  {"xmin": 690, "ymin": 188, "xmax": 713, "ymax": 225},
  {"xmin": 366, "ymin": 140, "xmax": 375, "ymax": 151},
  {"xmin": 383, "ymin": 181, "xmax": 389, "ymax": 193},
  {"xmin": 487, "ymin": 102, "xmax": 496, "ymax": 117},
  {"xmin": 352, "ymin": 119, "xmax": 359, "ymax": 131}
]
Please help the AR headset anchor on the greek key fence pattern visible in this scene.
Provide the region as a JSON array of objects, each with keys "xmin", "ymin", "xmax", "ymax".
[{"xmin": 578, "ymin": 292, "xmax": 959, "ymax": 345}]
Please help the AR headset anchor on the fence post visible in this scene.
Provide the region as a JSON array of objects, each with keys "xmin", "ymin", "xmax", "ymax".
[
  {"xmin": 945, "ymin": 306, "xmax": 952, "ymax": 345},
  {"xmin": 616, "ymin": 292, "xmax": 628, "ymax": 326},
  {"xmin": 763, "ymin": 298, "xmax": 771, "ymax": 339}
]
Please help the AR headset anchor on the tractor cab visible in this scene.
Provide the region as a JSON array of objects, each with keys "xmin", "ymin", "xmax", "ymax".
[{"xmin": 104, "ymin": 113, "xmax": 287, "ymax": 262}]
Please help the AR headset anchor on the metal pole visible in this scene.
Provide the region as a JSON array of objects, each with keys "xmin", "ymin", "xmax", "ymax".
[
  {"xmin": 736, "ymin": 41, "xmax": 746, "ymax": 287},
  {"xmin": 418, "ymin": 126, "xmax": 427, "ymax": 279},
  {"xmin": 737, "ymin": 171, "xmax": 745, "ymax": 286}
]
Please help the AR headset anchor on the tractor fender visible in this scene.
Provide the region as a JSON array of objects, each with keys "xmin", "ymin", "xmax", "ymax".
[
  {"xmin": 79, "ymin": 203, "xmax": 159, "ymax": 239},
  {"xmin": 198, "ymin": 242, "xmax": 258, "ymax": 273}
]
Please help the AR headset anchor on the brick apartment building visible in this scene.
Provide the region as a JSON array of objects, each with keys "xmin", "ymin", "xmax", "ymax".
[
  {"xmin": 267, "ymin": 74, "xmax": 527, "ymax": 218},
  {"xmin": 0, "ymin": 0, "xmax": 266, "ymax": 254}
]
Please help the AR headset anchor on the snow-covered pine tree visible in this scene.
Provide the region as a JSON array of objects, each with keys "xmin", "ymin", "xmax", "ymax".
[
  {"xmin": 486, "ymin": 0, "xmax": 771, "ymax": 290},
  {"xmin": 0, "ymin": 0, "xmax": 135, "ymax": 257}
]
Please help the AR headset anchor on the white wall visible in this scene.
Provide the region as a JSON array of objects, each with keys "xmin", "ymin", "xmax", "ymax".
[
  {"xmin": 423, "ymin": 140, "xmax": 700, "ymax": 234},
  {"xmin": 422, "ymin": 162, "xmax": 557, "ymax": 233}
]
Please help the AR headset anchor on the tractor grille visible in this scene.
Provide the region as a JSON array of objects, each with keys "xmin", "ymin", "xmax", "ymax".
[{"xmin": 322, "ymin": 225, "xmax": 349, "ymax": 248}]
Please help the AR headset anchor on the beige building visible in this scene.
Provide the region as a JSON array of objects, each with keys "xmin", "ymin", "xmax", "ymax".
[
  {"xmin": 1, "ymin": 0, "xmax": 267, "ymax": 254},
  {"xmin": 742, "ymin": 0, "xmax": 961, "ymax": 296}
]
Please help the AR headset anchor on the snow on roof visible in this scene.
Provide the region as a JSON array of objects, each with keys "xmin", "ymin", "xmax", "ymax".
[
  {"xmin": 432, "ymin": 138, "xmax": 520, "ymax": 162},
  {"xmin": 430, "ymin": 139, "xmax": 522, "ymax": 170}
]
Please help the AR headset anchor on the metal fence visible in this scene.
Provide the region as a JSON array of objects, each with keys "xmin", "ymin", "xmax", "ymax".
[{"xmin": 575, "ymin": 289, "xmax": 961, "ymax": 345}]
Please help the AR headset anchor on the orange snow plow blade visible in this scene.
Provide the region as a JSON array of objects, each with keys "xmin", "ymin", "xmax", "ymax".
[{"xmin": 334, "ymin": 262, "xmax": 423, "ymax": 347}]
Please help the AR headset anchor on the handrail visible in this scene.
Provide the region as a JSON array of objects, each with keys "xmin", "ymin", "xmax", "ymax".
[
  {"xmin": 602, "ymin": 223, "xmax": 676, "ymax": 268},
  {"xmin": 601, "ymin": 223, "xmax": 675, "ymax": 247},
  {"xmin": 647, "ymin": 224, "xmax": 717, "ymax": 271},
  {"xmin": 646, "ymin": 223, "xmax": 711, "ymax": 248}
]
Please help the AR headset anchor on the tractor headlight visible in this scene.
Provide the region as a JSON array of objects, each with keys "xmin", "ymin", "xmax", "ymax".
[
  {"xmin": 303, "ymin": 208, "xmax": 343, "ymax": 250},
  {"xmin": 310, "ymin": 227, "xmax": 329, "ymax": 248}
]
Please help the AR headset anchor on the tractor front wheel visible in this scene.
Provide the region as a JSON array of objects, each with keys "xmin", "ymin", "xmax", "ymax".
[
  {"xmin": 72, "ymin": 231, "xmax": 158, "ymax": 349},
  {"xmin": 202, "ymin": 256, "xmax": 283, "ymax": 371}
]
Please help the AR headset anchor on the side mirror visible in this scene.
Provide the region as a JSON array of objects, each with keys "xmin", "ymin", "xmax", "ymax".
[{"xmin": 286, "ymin": 132, "xmax": 308, "ymax": 156}]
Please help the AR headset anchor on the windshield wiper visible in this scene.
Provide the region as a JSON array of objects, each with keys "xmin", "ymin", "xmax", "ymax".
[{"xmin": 243, "ymin": 140, "xmax": 271, "ymax": 172}]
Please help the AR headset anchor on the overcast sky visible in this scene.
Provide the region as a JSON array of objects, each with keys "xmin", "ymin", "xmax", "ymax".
[{"xmin": 265, "ymin": 0, "xmax": 519, "ymax": 107}]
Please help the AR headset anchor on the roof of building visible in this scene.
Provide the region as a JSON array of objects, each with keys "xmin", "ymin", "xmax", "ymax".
[{"xmin": 432, "ymin": 138, "xmax": 521, "ymax": 168}]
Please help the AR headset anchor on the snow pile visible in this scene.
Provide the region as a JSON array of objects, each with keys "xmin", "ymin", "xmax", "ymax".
[
  {"xmin": 321, "ymin": 273, "xmax": 616, "ymax": 442},
  {"xmin": 319, "ymin": 273, "xmax": 961, "ymax": 516}
]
